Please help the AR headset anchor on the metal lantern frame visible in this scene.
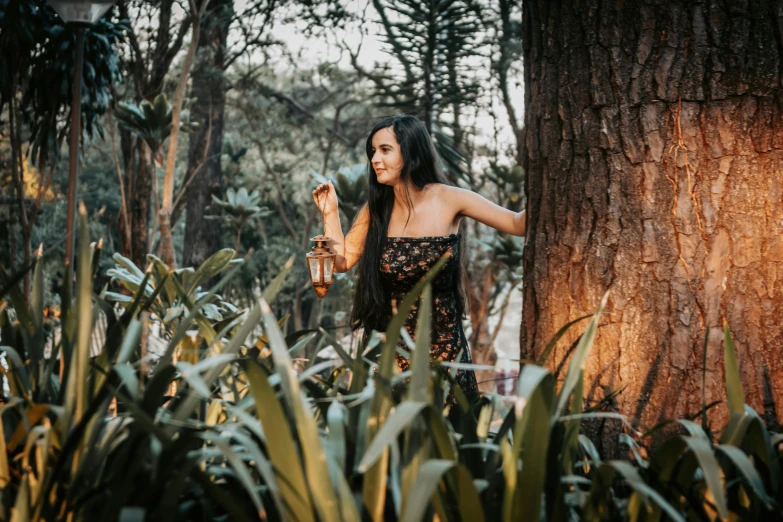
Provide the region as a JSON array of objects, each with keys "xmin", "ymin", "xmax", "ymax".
[
  {"xmin": 306, "ymin": 235, "xmax": 336, "ymax": 298},
  {"xmin": 47, "ymin": 0, "xmax": 116, "ymax": 24}
]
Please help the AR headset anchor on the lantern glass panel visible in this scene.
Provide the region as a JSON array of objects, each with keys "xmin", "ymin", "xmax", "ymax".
[
  {"xmin": 323, "ymin": 257, "xmax": 333, "ymax": 282},
  {"xmin": 308, "ymin": 257, "xmax": 321, "ymax": 283}
]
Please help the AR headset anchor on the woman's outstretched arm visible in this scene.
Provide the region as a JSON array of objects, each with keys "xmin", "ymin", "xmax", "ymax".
[
  {"xmin": 312, "ymin": 181, "xmax": 369, "ymax": 272},
  {"xmin": 446, "ymin": 185, "xmax": 527, "ymax": 236}
]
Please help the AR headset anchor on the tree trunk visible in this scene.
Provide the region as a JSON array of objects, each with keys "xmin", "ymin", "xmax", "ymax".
[
  {"xmin": 521, "ymin": 0, "xmax": 783, "ymax": 442},
  {"xmin": 183, "ymin": 0, "xmax": 230, "ymax": 270},
  {"xmin": 469, "ymin": 266, "xmax": 498, "ymax": 393},
  {"xmin": 130, "ymin": 140, "xmax": 153, "ymax": 269}
]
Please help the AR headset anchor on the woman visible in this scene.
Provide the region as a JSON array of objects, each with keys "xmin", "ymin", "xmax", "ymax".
[{"xmin": 312, "ymin": 114, "xmax": 526, "ymax": 399}]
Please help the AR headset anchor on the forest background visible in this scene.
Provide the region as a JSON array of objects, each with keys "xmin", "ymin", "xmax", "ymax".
[
  {"xmin": 0, "ymin": 0, "xmax": 525, "ymax": 391},
  {"xmin": 6, "ymin": 0, "xmax": 783, "ymax": 443}
]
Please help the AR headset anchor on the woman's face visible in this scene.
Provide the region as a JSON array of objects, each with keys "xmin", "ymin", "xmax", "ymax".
[{"xmin": 370, "ymin": 127, "xmax": 404, "ymax": 186}]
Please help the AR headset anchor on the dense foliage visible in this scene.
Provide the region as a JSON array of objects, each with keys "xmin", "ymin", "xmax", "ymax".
[{"xmin": 0, "ymin": 211, "xmax": 780, "ymax": 521}]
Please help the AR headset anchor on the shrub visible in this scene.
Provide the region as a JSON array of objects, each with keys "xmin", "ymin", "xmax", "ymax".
[{"xmin": 0, "ymin": 207, "xmax": 781, "ymax": 521}]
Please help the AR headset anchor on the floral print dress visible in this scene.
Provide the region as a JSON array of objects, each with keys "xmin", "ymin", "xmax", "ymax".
[{"xmin": 371, "ymin": 233, "xmax": 479, "ymax": 398}]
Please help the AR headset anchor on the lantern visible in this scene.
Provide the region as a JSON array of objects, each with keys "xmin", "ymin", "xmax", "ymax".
[
  {"xmin": 46, "ymin": 0, "xmax": 117, "ymax": 270},
  {"xmin": 46, "ymin": 0, "xmax": 117, "ymax": 24},
  {"xmin": 306, "ymin": 235, "xmax": 336, "ymax": 298}
]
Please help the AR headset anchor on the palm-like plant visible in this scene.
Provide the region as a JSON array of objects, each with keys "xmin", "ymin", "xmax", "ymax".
[
  {"xmin": 485, "ymin": 162, "xmax": 526, "ymax": 211},
  {"xmin": 484, "ymin": 233, "xmax": 524, "ymax": 273},
  {"xmin": 1, "ymin": 207, "xmax": 782, "ymax": 521},
  {"xmin": 104, "ymin": 249, "xmax": 243, "ymax": 331},
  {"xmin": 210, "ymin": 187, "xmax": 271, "ymax": 252},
  {"xmin": 113, "ymin": 93, "xmax": 173, "ymax": 154}
]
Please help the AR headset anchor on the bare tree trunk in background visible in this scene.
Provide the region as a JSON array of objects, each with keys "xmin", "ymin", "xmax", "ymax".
[
  {"xmin": 130, "ymin": 140, "xmax": 153, "ymax": 269},
  {"xmin": 160, "ymin": 0, "xmax": 208, "ymax": 269},
  {"xmin": 469, "ymin": 266, "xmax": 498, "ymax": 392},
  {"xmin": 521, "ymin": 0, "xmax": 783, "ymax": 450},
  {"xmin": 8, "ymin": 97, "xmax": 32, "ymax": 302},
  {"xmin": 118, "ymin": 128, "xmax": 135, "ymax": 261},
  {"xmin": 116, "ymin": 0, "xmax": 194, "ymax": 267},
  {"xmin": 183, "ymin": 0, "xmax": 230, "ymax": 270}
]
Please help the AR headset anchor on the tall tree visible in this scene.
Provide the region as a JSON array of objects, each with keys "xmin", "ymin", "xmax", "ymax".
[
  {"xmin": 488, "ymin": 0, "xmax": 523, "ymax": 168},
  {"xmin": 116, "ymin": 0, "xmax": 193, "ymax": 268},
  {"xmin": 177, "ymin": 0, "xmax": 345, "ymax": 268},
  {"xmin": 158, "ymin": 0, "xmax": 209, "ymax": 268},
  {"xmin": 0, "ymin": 0, "xmax": 124, "ymax": 298},
  {"xmin": 354, "ymin": 0, "xmax": 483, "ymax": 183},
  {"xmin": 181, "ymin": 0, "xmax": 232, "ymax": 270},
  {"xmin": 521, "ymin": 0, "xmax": 783, "ymax": 443}
]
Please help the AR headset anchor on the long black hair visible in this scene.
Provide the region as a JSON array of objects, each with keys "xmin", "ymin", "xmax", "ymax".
[{"xmin": 350, "ymin": 114, "xmax": 468, "ymax": 333}]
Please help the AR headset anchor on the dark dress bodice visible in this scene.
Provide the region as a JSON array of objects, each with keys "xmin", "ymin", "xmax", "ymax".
[{"xmin": 374, "ymin": 233, "xmax": 479, "ymax": 398}]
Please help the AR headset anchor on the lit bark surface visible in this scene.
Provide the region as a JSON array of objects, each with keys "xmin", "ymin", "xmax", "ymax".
[{"xmin": 521, "ymin": 0, "xmax": 783, "ymax": 438}]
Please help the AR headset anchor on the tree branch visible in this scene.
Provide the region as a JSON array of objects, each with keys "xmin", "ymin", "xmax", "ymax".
[{"xmin": 159, "ymin": 0, "xmax": 210, "ymax": 268}]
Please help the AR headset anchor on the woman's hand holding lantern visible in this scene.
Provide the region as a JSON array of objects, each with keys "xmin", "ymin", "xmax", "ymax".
[{"xmin": 312, "ymin": 180, "xmax": 339, "ymax": 216}]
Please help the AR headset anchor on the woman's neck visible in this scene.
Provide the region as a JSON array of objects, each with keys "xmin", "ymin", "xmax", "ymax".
[{"xmin": 392, "ymin": 181, "xmax": 426, "ymax": 212}]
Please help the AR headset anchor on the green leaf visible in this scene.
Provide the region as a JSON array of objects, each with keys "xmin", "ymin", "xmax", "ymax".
[
  {"xmin": 260, "ymin": 299, "xmax": 341, "ymax": 522},
  {"xmin": 327, "ymin": 454, "xmax": 362, "ymax": 522},
  {"xmin": 577, "ymin": 434, "xmax": 604, "ymax": 469},
  {"xmin": 409, "ymin": 284, "xmax": 432, "ymax": 403},
  {"xmin": 555, "ymin": 293, "xmax": 607, "ymax": 419},
  {"xmin": 677, "ymin": 419, "xmax": 710, "ymax": 441},
  {"xmin": 186, "ymin": 248, "xmax": 236, "ymax": 296},
  {"xmin": 588, "ymin": 461, "xmax": 686, "ymax": 522},
  {"xmin": 288, "ymin": 332, "xmax": 318, "ymax": 356},
  {"xmin": 505, "ymin": 365, "xmax": 555, "ymax": 522},
  {"xmin": 245, "ymin": 360, "xmax": 315, "ymax": 522},
  {"xmin": 715, "ymin": 444, "xmax": 776, "ymax": 509},
  {"xmin": 64, "ymin": 205, "xmax": 93, "ymax": 432},
  {"xmin": 399, "ymin": 460, "xmax": 483, "ymax": 522},
  {"xmin": 682, "ymin": 436, "xmax": 728, "ymax": 519},
  {"xmin": 262, "ymin": 256, "xmax": 294, "ymax": 303},
  {"xmin": 560, "ymin": 371, "xmax": 584, "ymax": 474},
  {"xmin": 536, "ymin": 314, "xmax": 592, "ymax": 366},
  {"xmin": 723, "ymin": 320, "xmax": 745, "ymax": 415},
  {"xmin": 618, "ymin": 433, "xmax": 648, "ymax": 469},
  {"xmin": 211, "ymin": 437, "xmax": 266, "ymax": 518},
  {"xmin": 359, "ymin": 401, "xmax": 428, "ymax": 472},
  {"xmin": 327, "ymin": 401, "xmax": 348, "ymax": 472}
]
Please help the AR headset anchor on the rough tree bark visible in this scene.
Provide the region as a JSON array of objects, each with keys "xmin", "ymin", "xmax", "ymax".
[
  {"xmin": 129, "ymin": 139, "xmax": 153, "ymax": 269},
  {"xmin": 182, "ymin": 0, "xmax": 230, "ymax": 270},
  {"xmin": 521, "ymin": 0, "xmax": 783, "ymax": 443}
]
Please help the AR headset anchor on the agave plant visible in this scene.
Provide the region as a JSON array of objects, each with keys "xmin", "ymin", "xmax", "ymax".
[
  {"xmin": 104, "ymin": 249, "xmax": 243, "ymax": 330},
  {"xmin": 2, "ymin": 207, "xmax": 781, "ymax": 522},
  {"xmin": 210, "ymin": 187, "xmax": 271, "ymax": 251},
  {"xmin": 210, "ymin": 187, "xmax": 269, "ymax": 223},
  {"xmin": 0, "ymin": 204, "xmax": 297, "ymax": 521}
]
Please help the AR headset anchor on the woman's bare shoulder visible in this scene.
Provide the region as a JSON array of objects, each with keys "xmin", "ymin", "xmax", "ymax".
[
  {"xmin": 427, "ymin": 183, "xmax": 461, "ymax": 197},
  {"xmin": 429, "ymin": 183, "xmax": 468, "ymax": 206}
]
